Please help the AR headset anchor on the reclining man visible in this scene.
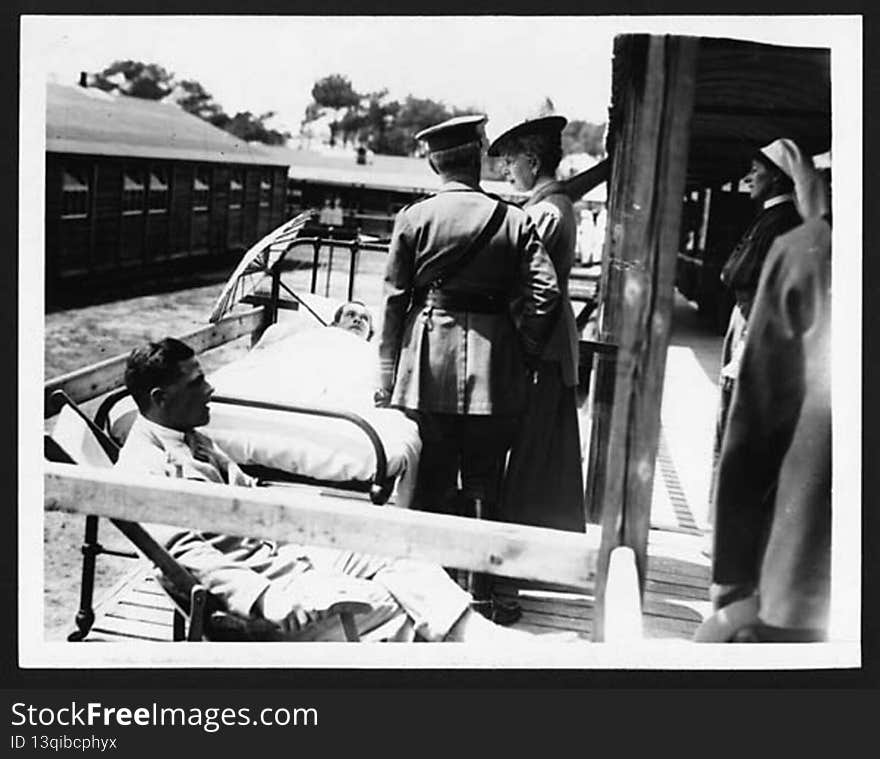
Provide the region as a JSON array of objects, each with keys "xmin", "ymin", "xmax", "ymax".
[{"xmin": 114, "ymin": 336, "xmax": 547, "ymax": 642}]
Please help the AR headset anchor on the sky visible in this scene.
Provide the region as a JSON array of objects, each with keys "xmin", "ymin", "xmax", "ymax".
[{"xmin": 22, "ymin": 15, "xmax": 852, "ymax": 143}]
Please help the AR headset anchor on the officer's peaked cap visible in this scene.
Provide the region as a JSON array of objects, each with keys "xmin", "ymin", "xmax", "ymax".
[
  {"xmin": 415, "ymin": 114, "xmax": 487, "ymax": 152},
  {"xmin": 487, "ymin": 115, "xmax": 568, "ymax": 157}
]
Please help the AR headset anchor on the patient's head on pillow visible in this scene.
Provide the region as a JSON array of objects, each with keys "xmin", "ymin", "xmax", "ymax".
[{"xmin": 330, "ymin": 300, "xmax": 374, "ymax": 341}]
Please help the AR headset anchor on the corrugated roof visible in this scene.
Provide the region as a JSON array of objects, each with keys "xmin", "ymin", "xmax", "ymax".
[
  {"xmin": 608, "ymin": 36, "xmax": 831, "ymax": 188},
  {"xmin": 688, "ymin": 37, "xmax": 831, "ymax": 185},
  {"xmin": 45, "ymin": 82, "xmax": 289, "ymax": 167}
]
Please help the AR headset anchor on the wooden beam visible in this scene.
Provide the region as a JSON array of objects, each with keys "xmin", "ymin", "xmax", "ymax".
[
  {"xmin": 591, "ymin": 35, "xmax": 697, "ymax": 641},
  {"xmin": 559, "ymin": 158, "xmax": 610, "ymax": 202},
  {"xmin": 240, "ymin": 294, "xmax": 301, "ymax": 312},
  {"xmin": 43, "ymin": 308, "xmax": 265, "ymax": 415},
  {"xmin": 44, "ymin": 463, "xmax": 600, "ymax": 589}
]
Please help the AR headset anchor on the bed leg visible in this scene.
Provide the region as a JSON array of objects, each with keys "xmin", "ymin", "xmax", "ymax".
[{"xmin": 67, "ymin": 515, "xmax": 100, "ymax": 642}]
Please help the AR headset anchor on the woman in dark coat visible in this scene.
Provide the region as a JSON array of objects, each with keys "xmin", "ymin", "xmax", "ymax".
[
  {"xmin": 488, "ymin": 116, "xmax": 585, "ymax": 532},
  {"xmin": 707, "ymin": 139, "xmax": 806, "ymax": 528}
]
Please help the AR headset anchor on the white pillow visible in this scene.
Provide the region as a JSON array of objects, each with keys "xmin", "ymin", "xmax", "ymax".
[{"xmin": 51, "ymin": 405, "xmax": 114, "ymax": 468}]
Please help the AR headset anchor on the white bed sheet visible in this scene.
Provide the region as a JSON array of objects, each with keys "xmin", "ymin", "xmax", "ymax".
[{"xmin": 209, "ymin": 326, "xmax": 420, "ymax": 507}]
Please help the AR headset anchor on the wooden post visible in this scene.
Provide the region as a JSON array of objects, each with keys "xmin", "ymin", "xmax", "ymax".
[
  {"xmin": 348, "ymin": 238, "xmax": 359, "ymax": 302},
  {"xmin": 188, "ymin": 165, "xmax": 196, "ymax": 255},
  {"xmin": 591, "ymin": 34, "xmax": 696, "ymax": 641},
  {"xmin": 88, "ymin": 163, "xmax": 98, "ymax": 272},
  {"xmin": 584, "ymin": 349, "xmax": 616, "ymax": 525},
  {"xmin": 310, "ymin": 239, "xmax": 321, "ymax": 294},
  {"xmin": 251, "ymin": 268, "xmax": 280, "ymax": 347}
]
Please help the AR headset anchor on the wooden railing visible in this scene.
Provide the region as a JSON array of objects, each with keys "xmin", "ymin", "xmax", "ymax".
[{"xmin": 44, "ymin": 462, "xmax": 601, "ymax": 591}]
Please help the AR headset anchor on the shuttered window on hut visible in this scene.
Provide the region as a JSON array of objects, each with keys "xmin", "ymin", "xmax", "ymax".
[
  {"xmin": 61, "ymin": 168, "xmax": 89, "ymax": 219},
  {"xmin": 259, "ymin": 172, "xmax": 272, "ymax": 208},
  {"xmin": 122, "ymin": 169, "xmax": 146, "ymax": 215},
  {"xmin": 229, "ymin": 171, "xmax": 244, "ymax": 210},
  {"xmin": 148, "ymin": 168, "xmax": 169, "ymax": 214},
  {"xmin": 193, "ymin": 171, "xmax": 210, "ymax": 212}
]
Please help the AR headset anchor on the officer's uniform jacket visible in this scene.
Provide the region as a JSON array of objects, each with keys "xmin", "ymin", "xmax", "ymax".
[{"xmin": 378, "ymin": 181, "xmax": 560, "ymax": 416}]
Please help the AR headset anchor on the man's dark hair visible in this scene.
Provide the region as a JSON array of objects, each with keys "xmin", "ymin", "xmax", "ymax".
[
  {"xmin": 429, "ymin": 141, "xmax": 482, "ymax": 178},
  {"xmin": 125, "ymin": 337, "xmax": 195, "ymax": 412},
  {"xmin": 330, "ymin": 299, "xmax": 375, "ymax": 340}
]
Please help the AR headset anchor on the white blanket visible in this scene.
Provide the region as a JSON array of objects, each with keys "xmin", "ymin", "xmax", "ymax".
[
  {"xmin": 205, "ymin": 325, "xmax": 420, "ymax": 508},
  {"xmin": 219, "ymin": 325, "xmax": 380, "ymax": 411}
]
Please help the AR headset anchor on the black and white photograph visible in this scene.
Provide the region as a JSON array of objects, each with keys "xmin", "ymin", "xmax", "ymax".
[{"xmin": 21, "ymin": 13, "xmax": 862, "ymax": 670}]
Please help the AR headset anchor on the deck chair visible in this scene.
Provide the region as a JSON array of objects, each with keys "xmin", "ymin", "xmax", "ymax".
[{"xmin": 46, "ymin": 390, "xmax": 367, "ymax": 642}]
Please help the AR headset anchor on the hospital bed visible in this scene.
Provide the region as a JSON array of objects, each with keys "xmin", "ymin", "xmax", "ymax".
[{"xmin": 95, "ymin": 312, "xmax": 421, "ymax": 507}]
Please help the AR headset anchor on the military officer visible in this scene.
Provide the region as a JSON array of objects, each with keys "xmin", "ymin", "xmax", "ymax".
[{"xmin": 376, "ymin": 112, "xmax": 560, "ymax": 539}]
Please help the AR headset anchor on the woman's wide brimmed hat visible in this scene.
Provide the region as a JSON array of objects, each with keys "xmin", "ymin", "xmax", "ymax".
[{"xmin": 487, "ymin": 115, "xmax": 568, "ymax": 157}]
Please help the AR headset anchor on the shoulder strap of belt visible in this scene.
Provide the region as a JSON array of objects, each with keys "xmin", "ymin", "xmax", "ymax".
[{"xmin": 415, "ymin": 200, "xmax": 507, "ymax": 288}]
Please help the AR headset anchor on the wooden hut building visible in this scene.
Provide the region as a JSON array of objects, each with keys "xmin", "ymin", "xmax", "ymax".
[{"xmin": 45, "ymin": 82, "xmax": 290, "ymax": 306}]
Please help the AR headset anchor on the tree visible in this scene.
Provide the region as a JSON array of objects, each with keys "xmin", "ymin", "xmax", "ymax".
[
  {"xmin": 304, "ymin": 75, "xmax": 480, "ymax": 156},
  {"xmin": 394, "ymin": 96, "xmax": 472, "ymax": 155},
  {"xmin": 92, "ymin": 60, "xmax": 175, "ymax": 100},
  {"xmin": 309, "ymin": 74, "xmax": 360, "ymax": 146},
  {"xmin": 224, "ymin": 111, "xmax": 290, "ymax": 146},
  {"xmin": 89, "ymin": 59, "xmax": 290, "ymax": 146},
  {"xmin": 357, "ymin": 90, "xmax": 404, "ymax": 154},
  {"xmin": 311, "ymin": 73, "xmax": 360, "ymax": 111},
  {"xmin": 174, "ymin": 79, "xmax": 227, "ymax": 126},
  {"xmin": 562, "ymin": 119, "xmax": 607, "ymax": 158}
]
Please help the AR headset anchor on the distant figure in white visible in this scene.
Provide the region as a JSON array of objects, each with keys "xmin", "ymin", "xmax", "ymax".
[
  {"xmin": 319, "ymin": 197, "xmax": 333, "ymax": 226},
  {"xmin": 577, "ymin": 206, "xmax": 606, "ymax": 265},
  {"xmin": 329, "ymin": 197, "xmax": 345, "ymax": 227}
]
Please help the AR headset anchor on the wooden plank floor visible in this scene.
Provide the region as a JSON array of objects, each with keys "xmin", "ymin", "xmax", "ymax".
[
  {"xmin": 502, "ymin": 528, "xmax": 710, "ymax": 641},
  {"xmin": 81, "ymin": 528, "xmax": 710, "ymax": 644},
  {"xmin": 84, "ymin": 566, "xmax": 178, "ymax": 643}
]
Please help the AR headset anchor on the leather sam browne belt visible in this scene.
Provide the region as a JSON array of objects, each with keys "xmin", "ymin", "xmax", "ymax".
[{"xmin": 414, "ymin": 287, "xmax": 507, "ymax": 314}]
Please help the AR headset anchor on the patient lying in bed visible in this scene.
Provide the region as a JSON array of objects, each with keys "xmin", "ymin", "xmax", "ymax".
[
  {"xmin": 239, "ymin": 301, "xmax": 379, "ymax": 410},
  {"xmin": 203, "ymin": 301, "xmax": 421, "ymax": 507}
]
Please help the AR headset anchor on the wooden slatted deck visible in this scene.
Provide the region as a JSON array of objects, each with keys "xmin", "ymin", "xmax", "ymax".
[
  {"xmin": 504, "ymin": 528, "xmax": 710, "ymax": 640},
  {"xmin": 84, "ymin": 566, "xmax": 178, "ymax": 643},
  {"xmin": 81, "ymin": 527, "xmax": 710, "ymax": 643}
]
